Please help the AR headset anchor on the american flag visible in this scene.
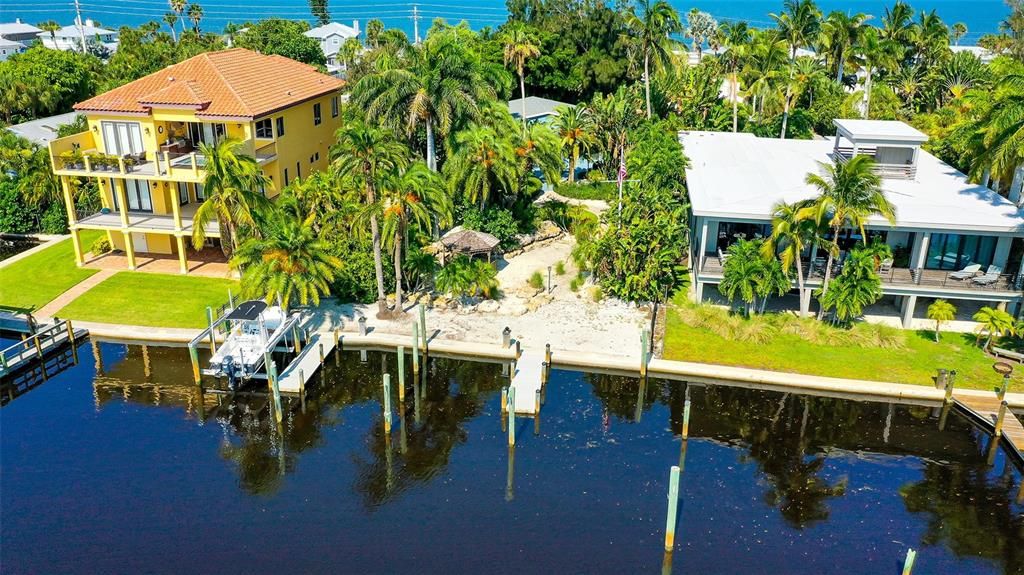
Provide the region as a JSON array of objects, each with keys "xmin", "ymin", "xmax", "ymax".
[{"xmin": 617, "ymin": 156, "xmax": 627, "ymax": 186}]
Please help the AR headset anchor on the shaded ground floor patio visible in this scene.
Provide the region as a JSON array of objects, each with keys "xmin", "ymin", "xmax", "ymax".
[{"xmin": 82, "ymin": 244, "xmax": 235, "ymax": 279}]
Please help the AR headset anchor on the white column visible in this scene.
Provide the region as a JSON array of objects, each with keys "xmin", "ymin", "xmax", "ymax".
[
  {"xmin": 694, "ymin": 281, "xmax": 704, "ymax": 304},
  {"xmin": 993, "ymin": 236, "xmax": 1012, "ymax": 270},
  {"xmin": 1010, "ymin": 166, "xmax": 1024, "ymax": 206},
  {"xmin": 900, "ymin": 295, "xmax": 918, "ymax": 329},
  {"xmin": 698, "ymin": 218, "xmax": 709, "ymax": 273},
  {"xmin": 913, "ymin": 232, "xmax": 931, "ymax": 270}
]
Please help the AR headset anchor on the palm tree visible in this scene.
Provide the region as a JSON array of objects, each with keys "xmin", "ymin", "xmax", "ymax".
[
  {"xmin": 502, "ymin": 24, "xmax": 540, "ymax": 133},
  {"xmin": 374, "ymin": 162, "xmax": 451, "ymax": 313},
  {"xmin": 332, "ymin": 122, "xmax": 409, "ymax": 316},
  {"xmin": 444, "ymin": 124, "xmax": 517, "ymax": 208},
  {"xmin": 162, "ymin": 13, "xmax": 179, "ymax": 42},
  {"xmin": 820, "ymin": 11, "xmax": 869, "ymax": 83},
  {"xmin": 720, "ymin": 239, "xmax": 764, "ymax": 317},
  {"xmin": 404, "ymin": 249, "xmax": 439, "ymax": 293},
  {"xmin": 624, "ymin": 0, "xmax": 683, "ymax": 119},
  {"xmin": 818, "ymin": 249, "xmax": 882, "ymax": 325},
  {"xmin": 352, "ymin": 32, "xmax": 499, "ymax": 171},
  {"xmin": 686, "ymin": 9, "xmax": 717, "ymax": 60},
  {"xmin": 588, "ymin": 86, "xmax": 642, "ymax": 172},
  {"xmin": 857, "ymin": 26, "xmax": 899, "ymax": 118},
  {"xmin": 952, "ymin": 22, "xmax": 968, "ymax": 45},
  {"xmin": 37, "ymin": 20, "xmax": 60, "ymax": 46},
  {"xmin": 232, "ymin": 212, "xmax": 342, "ymax": 311},
  {"xmin": 966, "ymin": 72, "xmax": 1024, "ymax": 186},
  {"xmin": 763, "ymin": 201, "xmax": 815, "ymax": 317},
  {"xmin": 169, "ymin": 0, "xmax": 188, "ymax": 36},
  {"xmin": 771, "ymin": 0, "xmax": 821, "ymax": 139},
  {"xmin": 801, "ymin": 155, "xmax": 895, "ymax": 318},
  {"xmin": 882, "ymin": 1, "xmax": 914, "ymax": 45},
  {"xmin": 973, "ymin": 306, "xmax": 1015, "ymax": 350},
  {"xmin": 192, "ymin": 138, "xmax": 272, "ymax": 256},
  {"xmin": 365, "ymin": 19, "xmax": 384, "ymax": 49},
  {"xmin": 720, "ymin": 21, "xmax": 751, "ymax": 133},
  {"xmin": 340, "ymin": 36, "xmax": 361, "ymax": 71},
  {"xmin": 552, "ymin": 105, "xmax": 597, "ymax": 183},
  {"xmin": 927, "ymin": 299, "xmax": 957, "ymax": 342},
  {"xmin": 435, "ymin": 255, "xmax": 475, "ymax": 298},
  {"xmin": 187, "ymin": 2, "xmax": 203, "ymax": 34}
]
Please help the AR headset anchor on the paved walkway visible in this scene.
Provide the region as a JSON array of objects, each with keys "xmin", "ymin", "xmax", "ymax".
[{"xmin": 36, "ymin": 269, "xmax": 116, "ymax": 319}]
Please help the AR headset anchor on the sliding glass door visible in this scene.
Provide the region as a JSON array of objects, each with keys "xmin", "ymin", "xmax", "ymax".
[
  {"xmin": 101, "ymin": 121, "xmax": 145, "ymax": 156},
  {"xmin": 110, "ymin": 179, "xmax": 153, "ymax": 213},
  {"xmin": 925, "ymin": 234, "xmax": 997, "ymax": 270}
]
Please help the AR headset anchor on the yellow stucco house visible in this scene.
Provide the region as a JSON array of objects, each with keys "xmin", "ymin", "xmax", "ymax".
[{"xmin": 49, "ymin": 48, "xmax": 345, "ymax": 273}]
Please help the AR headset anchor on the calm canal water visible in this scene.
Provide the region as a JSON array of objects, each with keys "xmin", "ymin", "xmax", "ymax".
[{"xmin": 2, "ymin": 341, "xmax": 1023, "ymax": 573}]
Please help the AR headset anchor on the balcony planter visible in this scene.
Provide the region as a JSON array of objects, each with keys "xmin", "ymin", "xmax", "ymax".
[
  {"xmin": 60, "ymin": 150, "xmax": 84, "ymax": 170},
  {"xmin": 123, "ymin": 156, "xmax": 137, "ymax": 173}
]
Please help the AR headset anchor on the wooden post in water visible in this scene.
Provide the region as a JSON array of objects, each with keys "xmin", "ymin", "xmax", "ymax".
[
  {"xmin": 902, "ymin": 548, "xmax": 916, "ymax": 575},
  {"xmin": 506, "ymin": 445, "xmax": 516, "ymax": 502},
  {"xmin": 334, "ymin": 329, "xmax": 341, "ymax": 366},
  {"xmin": 189, "ymin": 345, "xmax": 201, "ymax": 384},
  {"xmin": 382, "ymin": 373, "xmax": 393, "ymax": 434},
  {"xmin": 319, "ymin": 342, "xmax": 325, "ymax": 365},
  {"xmin": 394, "ymin": 352, "xmax": 406, "ymax": 401},
  {"xmin": 507, "ymin": 387, "xmax": 516, "ymax": 447},
  {"xmin": 412, "ymin": 323, "xmax": 420, "ymax": 375},
  {"xmin": 65, "ymin": 320, "xmax": 78, "ymax": 363},
  {"xmin": 269, "ymin": 362, "xmax": 283, "ymax": 424},
  {"xmin": 292, "ymin": 324, "xmax": 302, "ymax": 354},
  {"xmin": 418, "ymin": 304, "xmax": 428, "ymax": 353},
  {"xmin": 545, "ymin": 343, "xmax": 551, "ymax": 366},
  {"xmin": 640, "ymin": 329, "xmax": 649, "ymax": 378},
  {"xmin": 206, "ymin": 306, "xmax": 217, "ymax": 354},
  {"xmin": 33, "ymin": 335, "xmax": 47, "ymax": 379},
  {"xmin": 938, "ymin": 403, "xmax": 951, "ymax": 431},
  {"xmin": 501, "ymin": 387, "xmax": 508, "ymax": 414},
  {"xmin": 299, "ymin": 369, "xmax": 306, "ymax": 399},
  {"xmin": 996, "ymin": 400, "xmax": 1008, "ymax": 438},
  {"xmin": 944, "ymin": 370, "xmax": 956, "ymax": 404},
  {"xmin": 664, "ymin": 465, "xmax": 681, "ymax": 551},
  {"xmin": 681, "ymin": 397, "xmax": 691, "ymax": 439}
]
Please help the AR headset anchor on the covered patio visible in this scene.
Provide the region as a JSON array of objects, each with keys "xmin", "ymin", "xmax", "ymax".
[{"xmin": 83, "ymin": 244, "xmax": 235, "ymax": 279}]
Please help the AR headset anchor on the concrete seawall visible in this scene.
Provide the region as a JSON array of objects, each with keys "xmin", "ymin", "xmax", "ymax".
[{"xmin": 78, "ymin": 321, "xmax": 1024, "ymax": 409}]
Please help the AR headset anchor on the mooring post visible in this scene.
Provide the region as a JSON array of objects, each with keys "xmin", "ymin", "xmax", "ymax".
[
  {"xmin": 292, "ymin": 323, "xmax": 302, "ymax": 353},
  {"xmin": 383, "ymin": 373, "xmax": 393, "ymax": 433},
  {"xmin": 398, "ymin": 346, "xmax": 406, "ymax": 401},
  {"xmin": 999, "ymin": 373, "xmax": 1011, "ymax": 402},
  {"xmin": 318, "ymin": 342, "xmax": 325, "ymax": 365},
  {"xmin": 996, "ymin": 400, "xmax": 1008, "ymax": 438},
  {"xmin": 545, "ymin": 343, "xmax": 551, "ymax": 366},
  {"xmin": 944, "ymin": 369, "xmax": 956, "ymax": 404},
  {"xmin": 640, "ymin": 329, "xmax": 649, "ymax": 378},
  {"xmin": 299, "ymin": 368, "xmax": 306, "ymax": 399},
  {"xmin": 419, "ymin": 305, "xmax": 428, "ymax": 353},
  {"xmin": 269, "ymin": 362, "xmax": 282, "ymax": 424},
  {"xmin": 502, "ymin": 326, "xmax": 511, "ymax": 348},
  {"xmin": 902, "ymin": 548, "xmax": 917, "ymax": 575},
  {"xmin": 206, "ymin": 306, "xmax": 216, "ymax": 354},
  {"xmin": 682, "ymin": 398, "xmax": 691, "ymax": 439},
  {"xmin": 65, "ymin": 319, "xmax": 78, "ymax": 363},
  {"xmin": 501, "ymin": 386, "xmax": 508, "ymax": 414},
  {"xmin": 664, "ymin": 465, "xmax": 681, "ymax": 551},
  {"xmin": 188, "ymin": 345, "xmax": 201, "ymax": 384},
  {"xmin": 507, "ymin": 387, "xmax": 516, "ymax": 447},
  {"xmin": 535, "ymin": 388, "xmax": 541, "ymax": 415},
  {"xmin": 412, "ymin": 322, "xmax": 420, "ymax": 374},
  {"xmin": 938, "ymin": 403, "xmax": 951, "ymax": 431},
  {"xmin": 541, "ymin": 362, "xmax": 549, "ymax": 385},
  {"xmin": 334, "ymin": 328, "xmax": 341, "ymax": 365}
]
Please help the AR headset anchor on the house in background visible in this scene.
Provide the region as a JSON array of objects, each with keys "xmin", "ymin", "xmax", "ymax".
[
  {"xmin": 7, "ymin": 111, "xmax": 80, "ymax": 144},
  {"xmin": 303, "ymin": 21, "xmax": 360, "ymax": 76},
  {"xmin": 0, "ymin": 36, "xmax": 25, "ymax": 61},
  {"xmin": 508, "ymin": 96, "xmax": 569, "ymax": 124},
  {"xmin": 48, "ymin": 48, "xmax": 345, "ymax": 274},
  {"xmin": 0, "ymin": 19, "xmax": 42, "ymax": 47},
  {"xmin": 683, "ymin": 119, "xmax": 1024, "ymax": 328},
  {"xmin": 38, "ymin": 18, "xmax": 117, "ymax": 52}
]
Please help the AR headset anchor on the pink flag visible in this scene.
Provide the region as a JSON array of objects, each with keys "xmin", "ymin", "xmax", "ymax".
[{"xmin": 617, "ymin": 156, "xmax": 627, "ymax": 185}]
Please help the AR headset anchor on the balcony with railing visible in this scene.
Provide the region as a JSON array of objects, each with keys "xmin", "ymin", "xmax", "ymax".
[
  {"xmin": 73, "ymin": 204, "xmax": 219, "ymax": 238},
  {"xmin": 830, "ymin": 146, "xmax": 917, "ymax": 180},
  {"xmin": 699, "ymin": 254, "xmax": 1021, "ymax": 294}
]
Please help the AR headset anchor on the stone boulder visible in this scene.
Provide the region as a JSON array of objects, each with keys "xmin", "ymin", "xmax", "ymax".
[
  {"xmin": 477, "ymin": 299, "xmax": 501, "ymax": 313},
  {"xmin": 515, "ymin": 285, "xmax": 542, "ymax": 298}
]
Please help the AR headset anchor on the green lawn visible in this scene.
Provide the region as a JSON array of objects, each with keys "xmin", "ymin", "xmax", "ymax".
[
  {"xmin": 56, "ymin": 272, "xmax": 239, "ymax": 329},
  {"xmin": 663, "ymin": 298, "xmax": 1009, "ymax": 392},
  {"xmin": 0, "ymin": 230, "xmax": 104, "ymax": 313}
]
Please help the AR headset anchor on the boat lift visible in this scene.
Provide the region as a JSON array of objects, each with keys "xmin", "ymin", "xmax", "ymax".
[{"xmin": 187, "ymin": 300, "xmax": 301, "ymax": 391}]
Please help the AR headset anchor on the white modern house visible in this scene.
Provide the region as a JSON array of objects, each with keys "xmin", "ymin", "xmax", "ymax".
[
  {"xmin": 37, "ymin": 18, "xmax": 117, "ymax": 52},
  {"xmin": 303, "ymin": 21, "xmax": 360, "ymax": 76},
  {"xmin": 683, "ymin": 119, "xmax": 1024, "ymax": 327},
  {"xmin": 0, "ymin": 36, "xmax": 25, "ymax": 61},
  {"xmin": 0, "ymin": 19, "xmax": 42, "ymax": 46}
]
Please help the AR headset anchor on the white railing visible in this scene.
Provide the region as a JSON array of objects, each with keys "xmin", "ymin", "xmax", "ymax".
[{"xmin": 831, "ymin": 148, "xmax": 917, "ymax": 180}]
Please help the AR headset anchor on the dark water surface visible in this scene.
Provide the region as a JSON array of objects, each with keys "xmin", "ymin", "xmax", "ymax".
[
  {"xmin": 0, "ymin": 239, "xmax": 38, "ymax": 262},
  {"xmin": 3, "ymin": 342, "xmax": 1023, "ymax": 574}
]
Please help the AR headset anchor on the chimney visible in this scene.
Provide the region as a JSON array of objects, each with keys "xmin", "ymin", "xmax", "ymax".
[
  {"xmin": 353, "ymin": 20, "xmax": 360, "ymax": 35},
  {"xmin": 85, "ymin": 19, "xmax": 94, "ymax": 28},
  {"xmin": 15, "ymin": 18, "xmax": 22, "ymax": 24}
]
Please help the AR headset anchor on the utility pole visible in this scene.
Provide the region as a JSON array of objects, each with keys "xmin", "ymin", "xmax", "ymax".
[
  {"xmin": 412, "ymin": 4, "xmax": 421, "ymax": 45},
  {"xmin": 74, "ymin": 0, "xmax": 86, "ymax": 52}
]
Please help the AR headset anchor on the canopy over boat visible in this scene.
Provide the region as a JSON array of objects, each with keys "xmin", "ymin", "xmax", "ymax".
[{"xmin": 227, "ymin": 300, "xmax": 267, "ymax": 321}]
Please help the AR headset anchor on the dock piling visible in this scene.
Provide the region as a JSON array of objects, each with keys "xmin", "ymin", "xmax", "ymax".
[
  {"xmin": 269, "ymin": 362, "xmax": 282, "ymax": 423},
  {"xmin": 396, "ymin": 353, "xmax": 407, "ymax": 401},
  {"xmin": 501, "ymin": 386, "xmax": 508, "ymax": 414},
  {"xmin": 664, "ymin": 465, "xmax": 681, "ymax": 551},
  {"xmin": 507, "ymin": 387, "xmax": 516, "ymax": 446},
  {"xmin": 419, "ymin": 305, "xmax": 428, "ymax": 353},
  {"xmin": 902, "ymin": 548, "xmax": 916, "ymax": 575},
  {"xmin": 996, "ymin": 400, "xmax": 1008, "ymax": 438},
  {"xmin": 65, "ymin": 320, "xmax": 78, "ymax": 363},
  {"xmin": 383, "ymin": 373, "xmax": 393, "ymax": 433},
  {"xmin": 944, "ymin": 370, "xmax": 956, "ymax": 404},
  {"xmin": 412, "ymin": 323, "xmax": 420, "ymax": 374},
  {"xmin": 188, "ymin": 345, "xmax": 200, "ymax": 384},
  {"xmin": 640, "ymin": 329, "xmax": 650, "ymax": 378},
  {"xmin": 681, "ymin": 398, "xmax": 691, "ymax": 440},
  {"xmin": 206, "ymin": 306, "xmax": 216, "ymax": 354},
  {"xmin": 318, "ymin": 342, "xmax": 325, "ymax": 365}
]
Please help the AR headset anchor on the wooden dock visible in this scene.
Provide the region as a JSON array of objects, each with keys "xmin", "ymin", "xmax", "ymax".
[
  {"xmin": 953, "ymin": 393, "xmax": 1024, "ymax": 468},
  {"xmin": 510, "ymin": 350, "xmax": 543, "ymax": 415},
  {"xmin": 277, "ymin": 332, "xmax": 336, "ymax": 394},
  {"xmin": 1, "ymin": 320, "xmax": 87, "ymax": 378}
]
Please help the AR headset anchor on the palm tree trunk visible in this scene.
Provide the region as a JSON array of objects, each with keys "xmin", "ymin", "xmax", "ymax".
[
  {"xmin": 367, "ymin": 184, "xmax": 387, "ymax": 316},
  {"xmin": 863, "ymin": 68, "xmax": 873, "ymax": 118},
  {"xmin": 836, "ymin": 49, "xmax": 844, "ymax": 82},
  {"xmin": 643, "ymin": 51, "xmax": 652, "ymax": 120},
  {"xmin": 519, "ymin": 70, "xmax": 528, "ymax": 134},
  {"xmin": 569, "ymin": 147, "xmax": 577, "ymax": 184},
  {"xmin": 934, "ymin": 321, "xmax": 940, "ymax": 342},
  {"xmin": 780, "ymin": 54, "xmax": 795, "ymax": 139},
  {"xmin": 731, "ymin": 71, "xmax": 739, "ymax": 133},
  {"xmin": 816, "ymin": 226, "xmax": 839, "ymax": 320},
  {"xmin": 394, "ymin": 227, "xmax": 404, "ymax": 314},
  {"xmin": 426, "ymin": 118, "xmax": 437, "ymax": 171},
  {"xmin": 795, "ymin": 253, "xmax": 807, "ymax": 318}
]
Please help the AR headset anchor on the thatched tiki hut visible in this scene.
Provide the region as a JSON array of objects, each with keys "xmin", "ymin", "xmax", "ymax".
[{"xmin": 433, "ymin": 228, "xmax": 501, "ymax": 264}]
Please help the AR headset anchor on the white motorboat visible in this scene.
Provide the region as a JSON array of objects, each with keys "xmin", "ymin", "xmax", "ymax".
[{"xmin": 207, "ymin": 300, "xmax": 294, "ymax": 389}]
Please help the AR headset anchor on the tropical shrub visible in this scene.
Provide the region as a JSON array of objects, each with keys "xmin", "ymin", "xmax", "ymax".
[
  {"xmin": 555, "ymin": 260, "xmax": 566, "ymax": 275},
  {"xmin": 528, "ymin": 271, "xmax": 544, "ymax": 290},
  {"xmin": 973, "ymin": 306, "xmax": 1016, "ymax": 350},
  {"xmin": 460, "ymin": 206, "xmax": 521, "ymax": 250},
  {"xmin": 0, "ymin": 182, "xmax": 40, "ymax": 234},
  {"xmin": 818, "ymin": 249, "xmax": 883, "ymax": 325},
  {"xmin": 555, "ymin": 181, "xmax": 616, "ymax": 201},
  {"xmin": 39, "ymin": 202, "xmax": 69, "ymax": 234},
  {"xmin": 329, "ymin": 237, "xmax": 394, "ymax": 304},
  {"xmin": 90, "ymin": 235, "xmax": 111, "ymax": 255}
]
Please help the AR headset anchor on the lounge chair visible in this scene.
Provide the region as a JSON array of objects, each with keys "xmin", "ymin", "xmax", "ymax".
[
  {"xmin": 972, "ymin": 265, "xmax": 1003, "ymax": 286},
  {"xmin": 718, "ymin": 247, "xmax": 729, "ymax": 263},
  {"xmin": 949, "ymin": 263, "xmax": 982, "ymax": 280},
  {"xmin": 878, "ymin": 258, "xmax": 893, "ymax": 275}
]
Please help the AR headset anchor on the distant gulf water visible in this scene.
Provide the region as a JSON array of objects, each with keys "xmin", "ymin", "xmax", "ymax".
[{"xmin": 0, "ymin": 0, "xmax": 1005, "ymax": 45}]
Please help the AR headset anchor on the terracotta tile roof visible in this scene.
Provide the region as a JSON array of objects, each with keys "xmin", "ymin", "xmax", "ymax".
[{"xmin": 75, "ymin": 48, "xmax": 344, "ymax": 119}]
